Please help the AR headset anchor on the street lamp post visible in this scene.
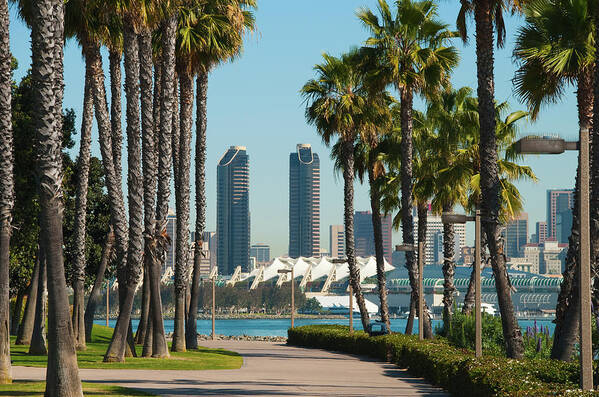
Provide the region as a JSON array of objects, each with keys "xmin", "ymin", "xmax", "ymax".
[
  {"xmin": 278, "ymin": 268, "xmax": 295, "ymax": 328},
  {"xmin": 514, "ymin": 133, "xmax": 591, "ymax": 390},
  {"xmin": 441, "ymin": 212, "xmax": 481, "ymax": 357},
  {"xmin": 396, "ymin": 243, "xmax": 425, "ymax": 340}
]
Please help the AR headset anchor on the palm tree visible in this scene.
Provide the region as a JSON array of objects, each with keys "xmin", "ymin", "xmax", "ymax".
[
  {"xmin": 513, "ymin": 0, "xmax": 594, "ymax": 361},
  {"xmin": 185, "ymin": 0, "xmax": 256, "ymax": 350},
  {"xmin": 457, "ymin": 0, "xmax": 526, "ymax": 359},
  {"xmin": 31, "ymin": 0, "xmax": 83, "ymax": 393},
  {"xmin": 0, "ymin": 0, "xmax": 13, "ymax": 382},
  {"xmin": 357, "ymin": 0, "xmax": 458, "ymax": 334},
  {"xmin": 302, "ymin": 50, "xmax": 391, "ymax": 330}
]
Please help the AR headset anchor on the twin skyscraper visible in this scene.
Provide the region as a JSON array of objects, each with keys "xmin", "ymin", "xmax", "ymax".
[{"xmin": 216, "ymin": 144, "xmax": 320, "ymax": 275}]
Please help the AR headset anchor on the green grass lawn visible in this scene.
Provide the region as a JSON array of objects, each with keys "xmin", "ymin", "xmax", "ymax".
[
  {"xmin": 11, "ymin": 325, "xmax": 242, "ymax": 370},
  {"xmin": 0, "ymin": 381, "xmax": 154, "ymax": 396}
]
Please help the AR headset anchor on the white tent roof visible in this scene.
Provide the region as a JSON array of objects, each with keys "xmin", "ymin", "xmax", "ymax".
[{"xmin": 314, "ymin": 295, "xmax": 379, "ymax": 314}]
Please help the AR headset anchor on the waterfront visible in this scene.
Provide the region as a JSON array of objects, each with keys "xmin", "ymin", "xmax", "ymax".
[{"xmin": 96, "ymin": 317, "xmax": 555, "ymax": 337}]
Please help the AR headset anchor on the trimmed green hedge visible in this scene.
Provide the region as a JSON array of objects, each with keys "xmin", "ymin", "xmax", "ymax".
[{"xmin": 287, "ymin": 325, "xmax": 595, "ymax": 396}]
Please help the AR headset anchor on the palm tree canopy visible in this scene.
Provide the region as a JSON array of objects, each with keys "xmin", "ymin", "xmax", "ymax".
[
  {"xmin": 512, "ymin": 0, "xmax": 594, "ymax": 118},
  {"xmin": 301, "ymin": 49, "xmax": 392, "ymax": 146},
  {"xmin": 357, "ymin": 0, "xmax": 459, "ymax": 96}
]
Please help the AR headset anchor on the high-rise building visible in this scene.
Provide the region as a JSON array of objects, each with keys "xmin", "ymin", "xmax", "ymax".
[
  {"xmin": 289, "ymin": 144, "xmax": 320, "ymax": 258},
  {"xmin": 505, "ymin": 213, "xmax": 528, "ymax": 259},
  {"xmin": 250, "ymin": 243, "xmax": 271, "ymax": 265},
  {"xmin": 556, "ymin": 206, "xmax": 573, "ymax": 244},
  {"xmin": 217, "ymin": 146, "xmax": 250, "ymax": 274},
  {"xmin": 354, "ymin": 211, "xmax": 393, "ymax": 262},
  {"xmin": 547, "ymin": 189, "xmax": 574, "ymax": 240},
  {"xmin": 165, "ymin": 211, "xmax": 176, "ymax": 273},
  {"xmin": 522, "ymin": 241, "xmax": 567, "ymax": 275},
  {"xmin": 535, "ymin": 221, "xmax": 548, "ymax": 244},
  {"xmin": 191, "ymin": 230, "xmax": 217, "ymax": 276},
  {"xmin": 329, "ymin": 225, "xmax": 345, "ymax": 258},
  {"xmin": 412, "ymin": 206, "xmax": 466, "ymax": 265}
]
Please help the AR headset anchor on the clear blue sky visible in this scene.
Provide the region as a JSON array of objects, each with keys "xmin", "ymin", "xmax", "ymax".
[{"xmin": 8, "ymin": 1, "xmax": 579, "ymax": 257}]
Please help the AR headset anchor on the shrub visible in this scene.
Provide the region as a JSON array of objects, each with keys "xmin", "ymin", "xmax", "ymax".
[{"xmin": 288, "ymin": 325, "xmax": 595, "ymax": 396}]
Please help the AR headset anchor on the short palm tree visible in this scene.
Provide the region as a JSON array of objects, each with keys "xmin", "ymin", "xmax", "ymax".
[
  {"xmin": 513, "ymin": 0, "xmax": 594, "ymax": 361},
  {"xmin": 302, "ymin": 50, "xmax": 390, "ymax": 330},
  {"xmin": 457, "ymin": 0, "xmax": 526, "ymax": 359},
  {"xmin": 357, "ymin": 0, "xmax": 458, "ymax": 333}
]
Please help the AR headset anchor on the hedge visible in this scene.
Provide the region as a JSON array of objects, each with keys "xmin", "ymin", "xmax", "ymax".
[{"xmin": 287, "ymin": 325, "xmax": 596, "ymax": 396}]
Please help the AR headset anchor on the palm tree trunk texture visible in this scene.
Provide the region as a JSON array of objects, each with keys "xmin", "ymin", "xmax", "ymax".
[
  {"xmin": 29, "ymin": 249, "xmax": 46, "ymax": 355},
  {"xmin": 342, "ymin": 139, "xmax": 370, "ymax": 330},
  {"xmin": 405, "ymin": 297, "xmax": 415, "ymax": 335},
  {"xmin": 71, "ymin": 58, "xmax": 94, "ymax": 351},
  {"xmin": 367, "ymin": 165, "xmax": 390, "ymax": 328},
  {"xmin": 33, "ymin": 2, "xmax": 83, "ymax": 393},
  {"xmin": 86, "ymin": 39, "xmax": 129, "ymax": 362},
  {"xmin": 551, "ymin": 68, "xmax": 592, "ymax": 359},
  {"xmin": 109, "ymin": 50, "xmax": 123, "ymax": 182},
  {"xmin": 399, "ymin": 87, "xmax": 418, "ymax": 336},
  {"xmin": 85, "ymin": 228, "xmax": 114, "ymax": 342},
  {"xmin": 10, "ymin": 290, "xmax": 24, "ymax": 336},
  {"xmin": 172, "ymin": 71, "xmax": 193, "ymax": 352},
  {"xmin": 474, "ymin": 0, "xmax": 523, "ymax": 359},
  {"xmin": 136, "ymin": 31, "xmax": 155, "ymax": 346},
  {"xmin": 462, "ymin": 232, "xmax": 488, "ymax": 315},
  {"xmin": 416, "ymin": 203, "xmax": 433, "ymax": 339},
  {"xmin": 0, "ymin": 0, "xmax": 12, "ymax": 379},
  {"xmin": 172, "ymin": 75, "xmax": 180, "ymax": 188},
  {"xmin": 16, "ymin": 253, "xmax": 39, "ymax": 345},
  {"xmin": 441, "ymin": 204, "xmax": 456, "ymax": 330},
  {"xmin": 187, "ymin": 71, "xmax": 208, "ymax": 349}
]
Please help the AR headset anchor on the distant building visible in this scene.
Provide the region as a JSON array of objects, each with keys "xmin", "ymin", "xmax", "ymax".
[
  {"xmin": 433, "ymin": 230, "xmax": 460, "ymax": 265},
  {"xmin": 547, "ymin": 190, "xmax": 574, "ymax": 241},
  {"xmin": 165, "ymin": 211, "xmax": 176, "ymax": 272},
  {"xmin": 505, "ymin": 213, "xmax": 528, "ymax": 259},
  {"xmin": 508, "ymin": 257, "xmax": 534, "ymax": 273},
  {"xmin": 556, "ymin": 208, "xmax": 573, "ymax": 244},
  {"xmin": 535, "ymin": 221, "xmax": 548, "ymax": 244},
  {"xmin": 217, "ymin": 146, "xmax": 250, "ymax": 274},
  {"xmin": 329, "ymin": 225, "xmax": 345, "ymax": 258},
  {"xmin": 289, "ymin": 144, "xmax": 321, "ymax": 258},
  {"xmin": 459, "ymin": 246, "xmax": 475, "ymax": 265},
  {"xmin": 520, "ymin": 240, "xmax": 567, "ymax": 275},
  {"xmin": 250, "ymin": 243, "xmax": 271, "ymax": 265},
  {"xmin": 191, "ymin": 230, "xmax": 218, "ymax": 276},
  {"xmin": 354, "ymin": 211, "xmax": 393, "ymax": 263},
  {"xmin": 412, "ymin": 206, "xmax": 466, "ymax": 265}
]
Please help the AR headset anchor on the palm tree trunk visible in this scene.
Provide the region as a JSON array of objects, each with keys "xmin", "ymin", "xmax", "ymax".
[
  {"xmin": 462, "ymin": 232, "xmax": 488, "ymax": 315},
  {"xmin": 29, "ymin": 248, "xmax": 46, "ymax": 355},
  {"xmin": 71, "ymin": 53, "xmax": 94, "ymax": 351},
  {"xmin": 342, "ymin": 139, "xmax": 370, "ymax": 330},
  {"xmin": 551, "ymin": 68, "xmax": 592, "ymax": 360},
  {"xmin": 172, "ymin": 74, "xmax": 180, "ymax": 189},
  {"xmin": 109, "ymin": 50, "xmax": 123, "ymax": 182},
  {"xmin": 187, "ymin": 71, "xmax": 208, "ymax": 349},
  {"xmin": 475, "ymin": 0, "xmax": 523, "ymax": 359},
  {"xmin": 441, "ymin": 204, "xmax": 456, "ymax": 331},
  {"xmin": 85, "ymin": 228, "xmax": 114, "ymax": 342},
  {"xmin": 10, "ymin": 290, "xmax": 24, "ymax": 336},
  {"xmin": 399, "ymin": 87, "xmax": 418, "ymax": 335},
  {"xmin": 416, "ymin": 203, "xmax": 433, "ymax": 339},
  {"xmin": 33, "ymin": 2, "xmax": 83, "ymax": 392},
  {"xmin": 16, "ymin": 252, "xmax": 39, "ymax": 345},
  {"xmin": 367, "ymin": 164, "xmax": 389, "ymax": 328},
  {"xmin": 86, "ymin": 38, "xmax": 129, "ymax": 362},
  {"xmin": 135, "ymin": 270, "xmax": 150, "ymax": 344},
  {"xmin": 172, "ymin": 71, "xmax": 193, "ymax": 352},
  {"xmin": 0, "ymin": 0, "xmax": 12, "ymax": 378}
]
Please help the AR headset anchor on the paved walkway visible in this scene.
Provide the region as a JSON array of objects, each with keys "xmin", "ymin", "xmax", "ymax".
[{"xmin": 13, "ymin": 340, "xmax": 448, "ymax": 396}]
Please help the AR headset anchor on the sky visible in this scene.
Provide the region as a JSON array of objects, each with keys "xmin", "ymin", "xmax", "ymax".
[{"xmin": 7, "ymin": 1, "xmax": 581, "ymax": 258}]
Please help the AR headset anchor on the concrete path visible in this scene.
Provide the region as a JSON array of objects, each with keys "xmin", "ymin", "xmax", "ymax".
[{"xmin": 13, "ymin": 340, "xmax": 448, "ymax": 396}]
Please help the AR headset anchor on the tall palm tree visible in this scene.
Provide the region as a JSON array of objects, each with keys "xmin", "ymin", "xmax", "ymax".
[
  {"xmin": 185, "ymin": 0, "xmax": 256, "ymax": 349},
  {"xmin": 512, "ymin": 0, "xmax": 593, "ymax": 360},
  {"xmin": 457, "ymin": 0, "xmax": 526, "ymax": 359},
  {"xmin": 0, "ymin": 0, "xmax": 13, "ymax": 382},
  {"xmin": 358, "ymin": 0, "xmax": 458, "ymax": 334},
  {"xmin": 302, "ymin": 50, "xmax": 390, "ymax": 330},
  {"xmin": 31, "ymin": 0, "xmax": 83, "ymax": 393}
]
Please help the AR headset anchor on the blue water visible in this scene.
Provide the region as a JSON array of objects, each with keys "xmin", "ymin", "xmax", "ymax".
[{"xmin": 94, "ymin": 317, "xmax": 555, "ymax": 337}]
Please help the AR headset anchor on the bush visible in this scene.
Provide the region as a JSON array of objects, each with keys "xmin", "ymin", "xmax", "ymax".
[{"xmin": 288, "ymin": 325, "xmax": 594, "ymax": 396}]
